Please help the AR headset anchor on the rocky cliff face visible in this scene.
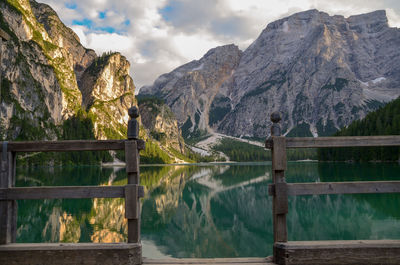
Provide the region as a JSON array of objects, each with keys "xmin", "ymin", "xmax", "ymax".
[
  {"xmin": 80, "ymin": 52, "xmax": 135, "ymax": 139},
  {"xmin": 0, "ymin": 0, "xmax": 135, "ymax": 141},
  {"xmin": 140, "ymin": 10, "xmax": 400, "ymax": 138},
  {"xmin": 139, "ymin": 98, "xmax": 185, "ymax": 154},
  {"xmin": 140, "ymin": 44, "xmax": 242, "ymax": 138}
]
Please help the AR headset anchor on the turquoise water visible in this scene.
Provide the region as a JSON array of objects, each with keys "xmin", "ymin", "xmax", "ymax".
[{"xmin": 15, "ymin": 162, "xmax": 400, "ymax": 258}]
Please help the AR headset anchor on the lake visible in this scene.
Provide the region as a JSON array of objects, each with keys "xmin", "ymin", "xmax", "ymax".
[{"xmin": 15, "ymin": 162, "xmax": 400, "ymax": 258}]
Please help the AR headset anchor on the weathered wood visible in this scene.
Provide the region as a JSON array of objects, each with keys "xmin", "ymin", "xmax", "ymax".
[
  {"xmin": 0, "ymin": 139, "xmax": 145, "ymax": 152},
  {"xmin": 274, "ymin": 240, "xmax": 400, "ymax": 265},
  {"xmin": 268, "ymin": 181, "xmax": 400, "ymax": 196},
  {"xmin": 125, "ymin": 140, "xmax": 141, "ymax": 243},
  {"xmin": 284, "ymin": 135, "xmax": 400, "ymax": 149},
  {"xmin": 0, "ymin": 185, "xmax": 145, "ymax": 200},
  {"xmin": 125, "ymin": 140, "xmax": 139, "ymax": 174},
  {"xmin": 143, "ymin": 257, "xmax": 273, "ymax": 264},
  {"xmin": 125, "ymin": 185, "xmax": 139, "ymax": 219},
  {"xmin": 274, "ymin": 182, "xmax": 288, "ymax": 214},
  {"xmin": 271, "ymin": 137, "xmax": 288, "ymax": 245},
  {"xmin": 0, "ymin": 243, "xmax": 142, "ymax": 265},
  {"xmin": 0, "ymin": 151, "xmax": 16, "ymax": 244},
  {"xmin": 271, "ymin": 137, "xmax": 286, "ymax": 171}
]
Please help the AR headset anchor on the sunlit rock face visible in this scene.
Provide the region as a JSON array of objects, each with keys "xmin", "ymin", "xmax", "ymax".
[
  {"xmin": 0, "ymin": 0, "xmax": 135, "ymax": 140},
  {"xmin": 139, "ymin": 100, "xmax": 185, "ymax": 154},
  {"xmin": 80, "ymin": 53, "xmax": 136, "ymax": 139},
  {"xmin": 140, "ymin": 10, "xmax": 400, "ymax": 138}
]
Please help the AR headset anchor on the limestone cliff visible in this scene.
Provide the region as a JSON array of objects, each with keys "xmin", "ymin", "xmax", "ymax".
[
  {"xmin": 80, "ymin": 52, "xmax": 135, "ymax": 139},
  {"xmin": 140, "ymin": 44, "xmax": 242, "ymax": 139},
  {"xmin": 140, "ymin": 10, "xmax": 400, "ymax": 139},
  {"xmin": 0, "ymin": 0, "xmax": 134, "ymax": 141},
  {"xmin": 138, "ymin": 97, "xmax": 185, "ymax": 154}
]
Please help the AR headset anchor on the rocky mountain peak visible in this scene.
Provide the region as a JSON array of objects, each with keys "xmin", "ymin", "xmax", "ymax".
[
  {"xmin": 141, "ymin": 9, "xmax": 400, "ymax": 139},
  {"xmin": 347, "ymin": 10, "xmax": 388, "ymax": 33},
  {"xmin": 140, "ymin": 44, "xmax": 242, "ymax": 138}
]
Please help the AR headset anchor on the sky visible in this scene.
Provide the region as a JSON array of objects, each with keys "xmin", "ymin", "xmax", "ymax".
[{"xmin": 38, "ymin": 0, "xmax": 400, "ymax": 91}]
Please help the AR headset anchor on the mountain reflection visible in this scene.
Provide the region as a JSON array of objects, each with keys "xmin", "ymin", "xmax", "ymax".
[{"xmin": 16, "ymin": 162, "xmax": 400, "ymax": 258}]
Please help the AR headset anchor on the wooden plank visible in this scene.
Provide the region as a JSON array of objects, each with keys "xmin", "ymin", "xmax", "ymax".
[
  {"xmin": 271, "ymin": 137, "xmax": 286, "ymax": 171},
  {"xmin": 3, "ymin": 140, "xmax": 125, "ymax": 152},
  {"xmin": 0, "ymin": 185, "xmax": 145, "ymax": 200},
  {"xmin": 274, "ymin": 183, "xmax": 288, "ymax": 214},
  {"xmin": 0, "ymin": 151, "xmax": 14, "ymax": 244},
  {"xmin": 143, "ymin": 261, "xmax": 275, "ymax": 265},
  {"xmin": 0, "ymin": 243, "xmax": 142, "ymax": 265},
  {"xmin": 125, "ymin": 141, "xmax": 139, "ymax": 174},
  {"xmin": 268, "ymin": 181, "xmax": 400, "ymax": 196},
  {"xmin": 125, "ymin": 140, "xmax": 140, "ymax": 243},
  {"xmin": 271, "ymin": 136, "xmax": 288, "ymax": 245},
  {"xmin": 125, "ymin": 185, "xmax": 138, "ymax": 219},
  {"xmin": 274, "ymin": 240, "xmax": 400, "ymax": 265},
  {"xmin": 285, "ymin": 135, "xmax": 400, "ymax": 149},
  {"xmin": 0, "ymin": 140, "xmax": 145, "ymax": 152},
  {"xmin": 143, "ymin": 257, "xmax": 272, "ymax": 264}
]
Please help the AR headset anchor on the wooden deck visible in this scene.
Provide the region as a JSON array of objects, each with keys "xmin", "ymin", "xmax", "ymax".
[{"xmin": 143, "ymin": 257, "xmax": 275, "ymax": 265}]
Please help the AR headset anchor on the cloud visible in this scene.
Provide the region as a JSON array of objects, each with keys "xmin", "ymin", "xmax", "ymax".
[{"xmin": 38, "ymin": 0, "xmax": 400, "ymax": 89}]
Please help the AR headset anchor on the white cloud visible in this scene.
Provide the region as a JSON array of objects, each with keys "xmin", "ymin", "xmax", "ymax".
[
  {"xmin": 85, "ymin": 33, "xmax": 133, "ymax": 54},
  {"xmin": 38, "ymin": 0, "xmax": 400, "ymax": 89}
]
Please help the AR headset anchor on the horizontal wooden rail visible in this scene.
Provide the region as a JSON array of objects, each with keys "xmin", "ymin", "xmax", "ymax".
[
  {"xmin": 269, "ymin": 181, "xmax": 400, "ymax": 196},
  {"xmin": 0, "ymin": 140, "xmax": 145, "ymax": 152},
  {"xmin": 0, "ymin": 185, "xmax": 144, "ymax": 200},
  {"xmin": 266, "ymin": 135, "xmax": 400, "ymax": 149}
]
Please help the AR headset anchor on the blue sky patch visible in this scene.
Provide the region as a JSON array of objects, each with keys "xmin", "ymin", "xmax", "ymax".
[
  {"xmin": 99, "ymin": 11, "xmax": 107, "ymax": 19},
  {"xmin": 65, "ymin": 2, "xmax": 77, "ymax": 9},
  {"xmin": 159, "ymin": 5, "xmax": 174, "ymax": 21},
  {"xmin": 124, "ymin": 19, "xmax": 131, "ymax": 26},
  {"xmin": 72, "ymin": 18, "xmax": 93, "ymax": 28},
  {"xmin": 97, "ymin": 26, "xmax": 117, "ymax": 33}
]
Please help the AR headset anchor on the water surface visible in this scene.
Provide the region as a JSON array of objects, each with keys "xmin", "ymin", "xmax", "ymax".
[{"xmin": 16, "ymin": 162, "xmax": 400, "ymax": 258}]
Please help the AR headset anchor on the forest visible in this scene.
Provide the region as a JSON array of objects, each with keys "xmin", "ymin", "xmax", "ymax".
[{"xmin": 318, "ymin": 97, "xmax": 400, "ymax": 162}]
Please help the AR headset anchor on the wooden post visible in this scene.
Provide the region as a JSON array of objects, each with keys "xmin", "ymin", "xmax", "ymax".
[
  {"xmin": 125, "ymin": 107, "xmax": 140, "ymax": 244},
  {"xmin": 0, "ymin": 142, "xmax": 17, "ymax": 244},
  {"xmin": 270, "ymin": 112, "xmax": 288, "ymax": 262}
]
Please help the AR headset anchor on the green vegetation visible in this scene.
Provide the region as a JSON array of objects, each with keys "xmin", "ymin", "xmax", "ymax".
[
  {"xmin": 316, "ymin": 119, "xmax": 337, "ymax": 136},
  {"xmin": 60, "ymin": 110, "xmax": 113, "ymax": 165},
  {"xmin": 140, "ymin": 140, "xmax": 172, "ymax": 164},
  {"xmin": 86, "ymin": 51, "xmax": 117, "ymax": 76},
  {"xmin": 318, "ymin": 97, "xmax": 400, "ymax": 162},
  {"xmin": 213, "ymin": 138, "xmax": 271, "ymax": 162},
  {"xmin": 17, "ymin": 110, "xmax": 113, "ymax": 166},
  {"xmin": 286, "ymin": 123, "xmax": 313, "ymax": 137},
  {"xmin": 213, "ymin": 138, "xmax": 317, "ymax": 162}
]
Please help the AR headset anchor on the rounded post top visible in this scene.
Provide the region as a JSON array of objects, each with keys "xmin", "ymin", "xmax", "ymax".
[
  {"xmin": 270, "ymin": 112, "xmax": 281, "ymax": 123},
  {"xmin": 128, "ymin": 106, "xmax": 139, "ymax": 119}
]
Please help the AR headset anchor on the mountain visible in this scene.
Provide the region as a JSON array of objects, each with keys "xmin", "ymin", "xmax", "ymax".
[
  {"xmin": 318, "ymin": 96, "xmax": 400, "ymax": 162},
  {"xmin": 0, "ymin": 0, "xmax": 134, "ymax": 141},
  {"xmin": 0, "ymin": 0, "xmax": 192, "ymax": 164},
  {"xmin": 140, "ymin": 9, "xmax": 400, "ymax": 139}
]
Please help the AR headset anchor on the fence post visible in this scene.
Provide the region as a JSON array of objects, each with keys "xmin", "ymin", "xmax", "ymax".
[
  {"xmin": 269, "ymin": 112, "xmax": 288, "ymax": 261},
  {"xmin": 0, "ymin": 143, "xmax": 17, "ymax": 244},
  {"xmin": 125, "ymin": 107, "xmax": 141, "ymax": 245}
]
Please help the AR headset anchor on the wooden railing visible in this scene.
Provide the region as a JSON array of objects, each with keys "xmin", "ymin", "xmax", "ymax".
[
  {"xmin": 265, "ymin": 112, "xmax": 400, "ymax": 265},
  {"xmin": 0, "ymin": 107, "xmax": 145, "ymax": 254}
]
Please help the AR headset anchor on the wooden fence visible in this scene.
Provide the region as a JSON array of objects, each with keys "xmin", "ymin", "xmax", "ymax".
[
  {"xmin": 0, "ymin": 107, "xmax": 145, "ymax": 265},
  {"xmin": 265, "ymin": 112, "xmax": 400, "ymax": 265}
]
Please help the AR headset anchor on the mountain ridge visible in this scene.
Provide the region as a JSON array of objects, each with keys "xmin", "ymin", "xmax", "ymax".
[{"xmin": 140, "ymin": 9, "xmax": 400, "ymax": 139}]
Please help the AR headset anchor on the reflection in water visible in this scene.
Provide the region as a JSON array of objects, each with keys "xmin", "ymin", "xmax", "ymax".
[{"xmin": 16, "ymin": 163, "xmax": 400, "ymax": 258}]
